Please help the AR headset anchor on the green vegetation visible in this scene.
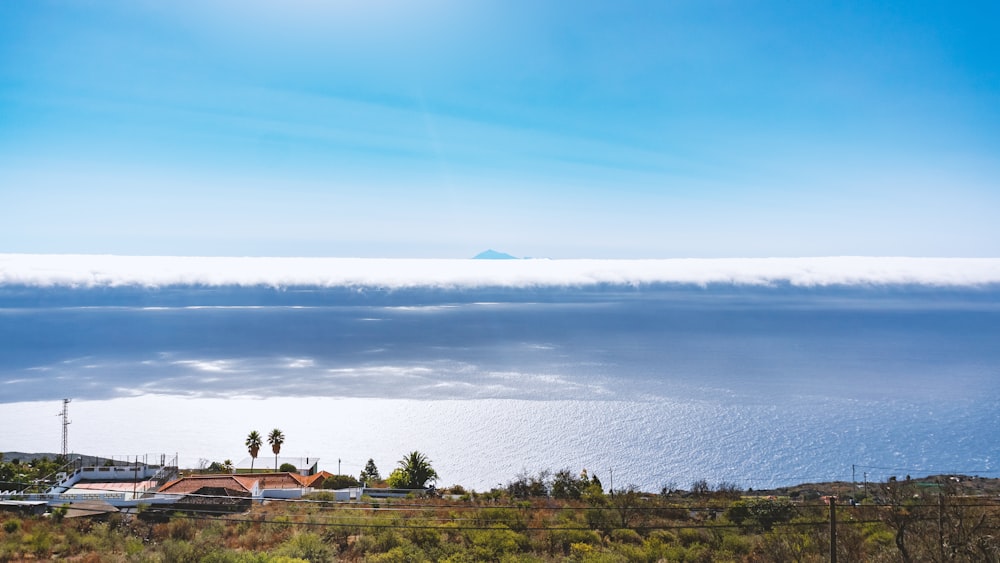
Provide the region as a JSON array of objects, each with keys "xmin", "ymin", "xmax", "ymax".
[
  {"xmin": 359, "ymin": 459, "xmax": 381, "ymax": 485},
  {"xmin": 0, "ymin": 453, "xmax": 68, "ymax": 492},
  {"xmin": 2, "ymin": 471, "xmax": 998, "ymax": 561},
  {"xmin": 267, "ymin": 429, "xmax": 285, "ymax": 473},
  {"xmin": 322, "ymin": 474, "xmax": 361, "ymax": 490},
  {"xmin": 386, "ymin": 451, "xmax": 438, "ymax": 490},
  {"xmin": 205, "ymin": 459, "xmax": 236, "ymax": 474},
  {"xmin": 725, "ymin": 497, "xmax": 795, "ymax": 532},
  {"xmin": 245, "ymin": 431, "xmax": 263, "ymax": 472}
]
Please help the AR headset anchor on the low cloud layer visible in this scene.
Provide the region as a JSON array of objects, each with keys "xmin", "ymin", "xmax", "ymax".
[{"xmin": 2, "ymin": 254, "xmax": 1000, "ymax": 289}]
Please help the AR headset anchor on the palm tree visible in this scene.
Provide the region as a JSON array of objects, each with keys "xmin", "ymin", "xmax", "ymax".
[
  {"xmin": 398, "ymin": 451, "xmax": 438, "ymax": 489},
  {"xmin": 245, "ymin": 431, "xmax": 262, "ymax": 472},
  {"xmin": 268, "ymin": 428, "xmax": 285, "ymax": 472}
]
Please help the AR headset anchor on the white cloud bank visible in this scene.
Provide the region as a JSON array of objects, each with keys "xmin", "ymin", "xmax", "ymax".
[{"xmin": 2, "ymin": 254, "xmax": 1000, "ymax": 289}]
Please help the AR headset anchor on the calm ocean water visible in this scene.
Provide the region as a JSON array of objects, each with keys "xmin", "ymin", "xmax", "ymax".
[{"xmin": 2, "ymin": 283, "xmax": 999, "ymax": 490}]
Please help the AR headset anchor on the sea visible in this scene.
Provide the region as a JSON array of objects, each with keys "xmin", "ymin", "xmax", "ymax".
[{"xmin": 1, "ymin": 255, "xmax": 998, "ymax": 491}]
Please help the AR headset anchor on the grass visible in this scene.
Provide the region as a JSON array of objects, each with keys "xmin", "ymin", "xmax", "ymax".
[{"xmin": 1, "ymin": 475, "xmax": 998, "ymax": 561}]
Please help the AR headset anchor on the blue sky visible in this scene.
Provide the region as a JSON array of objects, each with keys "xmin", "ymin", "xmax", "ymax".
[{"xmin": 2, "ymin": 1, "xmax": 998, "ymax": 258}]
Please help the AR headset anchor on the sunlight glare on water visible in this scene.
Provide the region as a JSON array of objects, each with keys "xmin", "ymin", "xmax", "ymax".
[{"xmin": 2, "ymin": 393, "xmax": 996, "ymax": 491}]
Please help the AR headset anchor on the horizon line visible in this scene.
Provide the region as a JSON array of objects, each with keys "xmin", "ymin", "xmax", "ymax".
[{"xmin": 3, "ymin": 254, "xmax": 1000, "ymax": 289}]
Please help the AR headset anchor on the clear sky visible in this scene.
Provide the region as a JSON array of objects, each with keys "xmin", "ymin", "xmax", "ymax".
[{"xmin": 2, "ymin": 1, "xmax": 998, "ymax": 258}]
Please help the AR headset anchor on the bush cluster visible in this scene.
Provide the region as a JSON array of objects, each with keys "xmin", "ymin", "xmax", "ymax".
[{"xmin": 1, "ymin": 474, "xmax": 997, "ymax": 561}]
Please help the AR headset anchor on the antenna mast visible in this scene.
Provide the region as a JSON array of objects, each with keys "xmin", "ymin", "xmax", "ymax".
[{"xmin": 59, "ymin": 399, "xmax": 72, "ymax": 458}]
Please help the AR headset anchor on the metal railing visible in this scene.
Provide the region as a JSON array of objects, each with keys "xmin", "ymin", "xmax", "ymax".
[{"xmin": 0, "ymin": 492, "xmax": 127, "ymax": 502}]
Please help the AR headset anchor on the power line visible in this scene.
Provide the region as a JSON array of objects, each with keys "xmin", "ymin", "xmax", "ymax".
[{"xmin": 852, "ymin": 464, "xmax": 1000, "ymax": 475}]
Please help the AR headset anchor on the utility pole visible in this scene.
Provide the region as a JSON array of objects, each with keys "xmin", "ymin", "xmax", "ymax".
[
  {"xmin": 830, "ymin": 496, "xmax": 838, "ymax": 563},
  {"xmin": 58, "ymin": 399, "xmax": 71, "ymax": 458}
]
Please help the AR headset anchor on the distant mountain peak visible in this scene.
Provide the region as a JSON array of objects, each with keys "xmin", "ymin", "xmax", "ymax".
[{"xmin": 473, "ymin": 249, "xmax": 518, "ymax": 260}]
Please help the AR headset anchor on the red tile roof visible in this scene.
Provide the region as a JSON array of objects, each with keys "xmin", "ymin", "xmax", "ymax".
[
  {"xmin": 304, "ymin": 471, "xmax": 334, "ymax": 488},
  {"xmin": 160, "ymin": 476, "xmax": 252, "ymax": 495},
  {"xmin": 159, "ymin": 472, "xmax": 310, "ymax": 495},
  {"xmin": 238, "ymin": 472, "xmax": 309, "ymax": 489}
]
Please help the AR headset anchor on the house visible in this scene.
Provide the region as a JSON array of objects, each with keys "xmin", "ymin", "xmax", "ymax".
[
  {"xmin": 246, "ymin": 472, "xmax": 312, "ymax": 498},
  {"xmin": 159, "ymin": 475, "xmax": 257, "ymax": 497},
  {"xmin": 0, "ymin": 500, "xmax": 48, "ymax": 516},
  {"xmin": 303, "ymin": 470, "xmax": 334, "ymax": 488},
  {"xmin": 158, "ymin": 472, "xmax": 314, "ymax": 508},
  {"xmin": 233, "ymin": 457, "xmax": 320, "ymax": 476}
]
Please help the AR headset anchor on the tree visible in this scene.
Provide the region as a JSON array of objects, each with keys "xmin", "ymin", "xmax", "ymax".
[
  {"xmin": 874, "ymin": 476, "xmax": 1000, "ymax": 562},
  {"xmin": 715, "ymin": 481, "xmax": 743, "ymax": 499},
  {"xmin": 207, "ymin": 459, "xmax": 236, "ymax": 473},
  {"xmin": 359, "ymin": 458, "xmax": 381, "ymax": 484},
  {"xmin": 268, "ymin": 428, "xmax": 285, "ymax": 472},
  {"xmin": 589, "ymin": 473, "xmax": 603, "ymax": 493},
  {"xmin": 880, "ymin": 476, "xmax": 919, "ymax": 563},
  {"xmin": 691, "ymin": 478, "xmax": 711, "ymax": 496},
  {"xmin": 726, "ymin": 497, "xmax": 795, "ymax": 532},
  {"xmin": 506, "ymin": 469, "xmax": 549, "ymax": 499},
  {"xmin": 551, "ymin": 469, "xmax": 585, "ymax": 500},
  {"xmin": 386, "ymin": 468, "xmax": 409, "ymax": 489},
  {"xmin": 609, "ymin": 486, "xmax": 644, "ymax": 529},
  {"xmin": 323, "ymin": 474, "xmax": 361, "ymax": 489},
  {"xmin": 392, "ymin": 451, "xmax": 438, "ymax": 489},
  {"xmin": 245, "ymin": 431, "xmax": 262, "ymax": 472}
]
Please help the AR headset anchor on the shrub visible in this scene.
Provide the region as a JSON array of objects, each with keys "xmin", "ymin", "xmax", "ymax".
[
  {"xmin": 305, "ymin": 491, "xmax": 336, "ymax": 502},
  {"xmin": 720, "ymin": 532, "xmax": 753, "ymax": 555},
  {"xmin": 351, "ymin": 533, "xmax": 378, "ymax": 554},
  {"xmin": 610, "ymin": 528, "xmax": 643, "ymax": 544},
  {"xmin": 548, "ymin": 526, "xmax": 602, "ymax": 555},
  {"xmin": 468, "ymin": 526, "xmax": 527, "ymax": 559},
  {"xmin": 373, "ymin": 529, "xmax": 406, "ymax": 553},
  {"xmin": 585, "ymin": 506, "xmax": 617, "ymax": 533},
  {"xmin": 608, "ymin": 542, "xmax": 650, "ymax": 562},
  {"xmin": 677, "ymin": 527, "xmax": 712, "ymax": 547},
  {"xmin": 646, "ymin": 529, "xmax": 678, "ymax": 546},
  {"xmin": 475, "ymin": 508, "xmax": 526, "ymax": 531},
  {"xmin": 275, "ymin": 532, "xmax": 334, "ymax": 562},
  {"xmin": 165, "ymin": 515, "xmax": 198, "ymax": 541},
  {"xmin": 405, "ymin": 526, "xmax": 441, "ymax": 549},
  {"xmin": 759, "ymin": 528, "xmax": 817, "ymax": 562},
  {"xmin": 26, "ymin": 529, "xmax": 53, "ymax": 559},
  {"xmin": 570, "ymin": 542, "xmax": 594, "ymax": 558},
  {"xmin": 725, "ymin": 498, "xmax": 795, "ymax": 532},
  {"xmin": 0, "ymin": 543, "xmax": 20, "ymax": 563},
  {"xmin": 159, "ymin": 538, "xmax": 195, "ymax": 562},
  {"xmin": 321, "ymin": 474, "xmax": 360, "ymax": 489},
  {"xmin": 124, "ymin": 536, "xmax": 144, "ymax": 556},
  {"xmin": 367, "ymin": 544, "xmax": 434, "ymax": 563}
]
